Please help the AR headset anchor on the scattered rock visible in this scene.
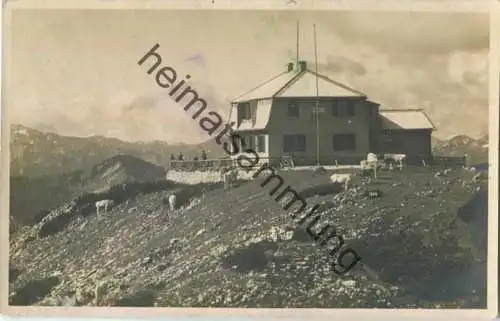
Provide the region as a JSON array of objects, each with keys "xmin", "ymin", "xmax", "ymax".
[
  {"xmin": 9, "ymin": 166, "xmax": 487, "ymax": 308},
  {"xmin": 10, "ymin": 276, "xmax": 61, "ymax": 305}
]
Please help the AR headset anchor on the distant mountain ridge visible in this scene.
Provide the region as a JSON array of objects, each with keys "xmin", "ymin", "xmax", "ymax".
[
  {"xmin": 10, "ymin": 153, "xmax": 167, "ymax": 232},
  {"xmin": 10, "ymin": 124, "xmax": 489, "ymax": 177},
  {"xmin": 10, "ymin": 124, "xmax": 225, "ymax": 177},
  {"xmin": 80, "ymin": 154, "xmax": 167, "ymax": 193},
  {"xmin": 432, "ymin": 134, "xmax": 488, "ymax": 165}
]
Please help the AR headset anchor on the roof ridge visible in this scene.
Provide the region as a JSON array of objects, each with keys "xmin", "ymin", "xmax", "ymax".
[
  {"xmin": 380, "ymin": 108, "xmax": 424, "ymax": 112},
  {"xmin": 379, "ymin": 109, "xmax": 435, "ymax": 131},
  {"xmin": 306, "ymin": 69, "xmax": 366, "ymax": 97},
  {"xmin": 421, "ymin": 110, "xmax": 437, "ymax": 130},
  {"xmin": 273, "ymin": 70, "xmax": 305, "ymax": 97},
  {"xmin": 230, "ymin": 71, "xmax": 288, "ymax": 103}
]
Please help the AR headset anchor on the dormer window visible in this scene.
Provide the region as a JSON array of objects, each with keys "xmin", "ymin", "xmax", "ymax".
[
  {"xmin": 288, "ymin": 102, "xmax": 299, "ymax": 117},
  {"xmin": 238, "ymin": 103, "xmax": 251, "ymax": 120}
]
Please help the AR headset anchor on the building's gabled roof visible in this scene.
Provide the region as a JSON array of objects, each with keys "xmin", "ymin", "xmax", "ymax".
[
  {"xmin": 232, "ymin": 72, "xmax": 296, "ymax": 104},
  {"xmin": 232, "ymin": 63, "xmax": 366, "ymax": 103},
  {"xmin": 229, "ymin": 99, "xmax": 273, "ymax": 132},
  {"xmin": 277, "ymin": 70, "xmax": 366, "ymax": 98},
  {"xmin": 379, "ymin": 108, "xmax": 436, "ymax": 131}
]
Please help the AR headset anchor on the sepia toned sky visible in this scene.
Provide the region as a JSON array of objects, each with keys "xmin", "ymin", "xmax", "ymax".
[{"xmin": 7, "ymin": 9, "xmax": 489, "ymax": 143}]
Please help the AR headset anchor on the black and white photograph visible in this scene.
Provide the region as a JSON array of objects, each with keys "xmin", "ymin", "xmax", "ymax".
[{"xmin": 4, "ymin": 6, "xmax": 494, "ymax": 312}]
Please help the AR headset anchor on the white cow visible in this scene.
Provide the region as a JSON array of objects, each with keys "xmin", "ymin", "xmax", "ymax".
[
  {"xmin": 167, "ymin": 194, "xmax": 177, "ymax": 211},
  {"xmin": 330, "ymin": 173, "xmax": 352, "ymax": 191},
  {"xmin": 472, "ymin": 172, "xmax": 486, "ymax": 182},
  {"xmin": 220, "ymin": 167, "xmax": 238, "ymax": 190},
  {"xmin": 360, "ymin": 159, "xmax": 376, "ymax": 178},
  {"xmin": 384, "ymin": 154, "xmax": 407, "ymax": 171},
  {"xmin": 366, "ymin": 153, "xmax": 378, "ymax": 164},
  {"xmin": 365, "ymin": 153, "xmax": 379, "ymax": 179},
  {"xmin": 95, "ymin": 199, "xmax": 114, "ymax": 216}
]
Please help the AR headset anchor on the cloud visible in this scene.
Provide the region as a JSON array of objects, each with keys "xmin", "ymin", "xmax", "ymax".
[
  {"xmin": 8, "ymin": 10, "xmax": 489, "ymax": 143},
  {"xmin": 123, "ymin": 96, "xmax": 158, "ymax": 112},
  {"xmin": 447, "ymin": 51, "xmax": 488, "ymax": 85},
  {"xmin": 319, "ymin": 55, "xmax": 367, "ymax": 76},
  {"xmin": 326, "ymin": 11, "xmax": 488, "ymax": 54},
  {"xmin": 334, "ymin": 48, "xmax": 489, "ymax": 139}
]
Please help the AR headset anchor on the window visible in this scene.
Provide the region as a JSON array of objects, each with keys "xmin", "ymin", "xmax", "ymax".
[
  {"xmin": 283, "ymin": 134, "xmax": 306, "ymax": 153},
  {"xmin": 332, "ymin": 100, "xmax": 355, "ymax": 117},
  {"xmin": 288, "ymin": 103, "xmax": 299, "ymax": 117},
  {"xmin": 256, "ymin": 135, "xmax": 266, "ymax": 153},
  {"xmin": 239, "ymin": 135, "xmax": 246, "ymax": 150},
  {"xmin": 249, "ymin": 136, "xmax": 256, "ymax": 150},
  {"xmin": 242, "ymin": 135, "xmax": 255, "ymax": 151},
  {"xmin": 238, "ymin": 103, "xmax": 251, "ymax": 120},
  {"xmin": 333, "ymin": 134, "xmax": 356, "ymax": 151}
]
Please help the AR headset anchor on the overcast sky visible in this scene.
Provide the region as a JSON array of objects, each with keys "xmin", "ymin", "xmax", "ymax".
[{"xmin": 7, "ymin": 10, "xmax": 489, "ymax": 143}]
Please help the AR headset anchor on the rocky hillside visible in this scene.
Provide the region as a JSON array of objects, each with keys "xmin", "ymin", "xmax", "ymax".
[
  {"xmin": 10, "ymin": 154, "xmax": 166, "ymax": 232},
  {"xmin": 10, "ymin": 124, "xmax": 224, "ymax": 177},
  {"xmin": 432, "ymin": 134, "xmax": 488, "ymax": 166},
  {"xmin": 9, "ymin": 165, "xmax": 488, "ymax": 308}
]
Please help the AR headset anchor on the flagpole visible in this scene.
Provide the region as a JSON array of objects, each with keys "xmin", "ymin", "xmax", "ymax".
[
  {"xmin": 296, "ymin": 20, "xmax": 300, "ymax": 62},
  {"xmin": 313, "ymin": 24, "xmax": 320, "ymax": 167}
]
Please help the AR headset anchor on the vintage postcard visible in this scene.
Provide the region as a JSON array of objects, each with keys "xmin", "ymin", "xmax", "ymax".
[{"xmin": 2, "ymin": 0, "xmax": 497, "ymax": 319}]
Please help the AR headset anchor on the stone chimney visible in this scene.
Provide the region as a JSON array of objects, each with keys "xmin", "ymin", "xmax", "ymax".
[
  {"xmin": 287, "ymin": 61, "xmax": 308, "ymax": 73},
  {"xmin": 296, "ymin": 60, "xmax": 307, "ymax": 72}
]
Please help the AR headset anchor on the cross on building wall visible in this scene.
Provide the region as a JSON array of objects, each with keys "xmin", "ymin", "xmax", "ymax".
[{"xmin": 312, "ymin": 106, "xmax": 325, "ymax": 114}]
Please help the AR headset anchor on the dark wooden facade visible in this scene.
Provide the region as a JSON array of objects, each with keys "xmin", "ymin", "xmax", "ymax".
[{"xmin": 377, "ymin": 129, "xmax": 433, "ymax": 163}]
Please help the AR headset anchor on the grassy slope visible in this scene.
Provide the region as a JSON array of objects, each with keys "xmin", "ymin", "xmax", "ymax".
[{"xmin": 9, "ymin": 166, "xmax": 487, "ymax": 308}]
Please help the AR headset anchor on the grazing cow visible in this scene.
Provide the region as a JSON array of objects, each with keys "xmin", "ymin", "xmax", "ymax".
[
  {"xmin": 360, "ymin": 160, "xmax": 375, "ymax": 178},
  {"xmin": 472, "ymin": 172, "xmax": 486, "ymax": 182},
  {"xmin": 394, "ymin": 154, "xmax": 407, "ymax": 169},
  {"xmin": 384, "ymin": 154, "xmax": 407, "ymax": 171},
  {"xmin": 330, "ymin": 173, "xmax": 351, "ymax": 191},
  {"xmin": 365, "ymin": 153, "xmax": 379, "ymax": 179},
  {"xmin": 95, "ymin": 199, "xmax": 114, "ymax": 216},
  {"xmin": 168, "ymin": 194, "xmax": 177, "ymax": 211},
  {"xmin": 464, "ymin": 166, "xmax": 477, "ymax": 172},
  {"xmin": 366, "ymin": 153, "xmax": 378, "ymax": 164}
]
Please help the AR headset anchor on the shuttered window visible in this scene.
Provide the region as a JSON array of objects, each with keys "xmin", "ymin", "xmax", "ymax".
[
  {"xmin": 332, "ymin": 101, "xmax": 355, "ymax": 117},
  {"xmin": 283, "ymin": 134, "xmax": 306, "ymax": 152},
  {"xmin": 256, "ymin": 135, "xmax": 266, "ymax": 153},
  {"xmin": 333, "ymin": 134, "xmax": 356, "ymax": 151},
  {"xmin": 238, "ymin": 103, "xmax": 251, "ymax": 120}
]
